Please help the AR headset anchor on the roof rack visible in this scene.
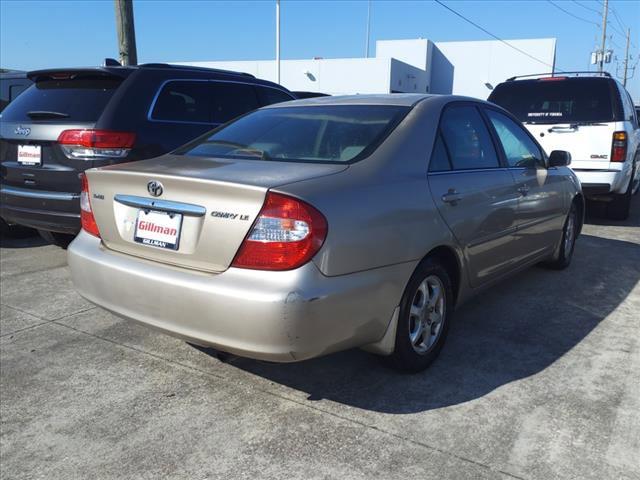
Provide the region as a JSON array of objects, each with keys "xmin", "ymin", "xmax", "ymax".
[
  {"xmin": 507, "ymin": 71, "xmax": 612, "ymax": 81},
  {"xmin": 137, "ymin": 63, "xmax": 255, "ymax": 78}
]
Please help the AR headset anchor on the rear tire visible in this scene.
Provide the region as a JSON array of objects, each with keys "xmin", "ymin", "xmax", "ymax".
[
  {"xmin": 38, "ymin": 230, "xmax": 76, "ymax": 249},
  {"xmin": 387, "ymin": 258, "xmax": 454, "ymax": 373},
  {"xmin": 0, "ymin": 218, "xmax": 34, "ymax": 238},
  {"xmin": 545, "ymin": 201, "xmax": 578, "ymax": 270},
  {"xmin": 607, "ymin": 167, "xmax": 634, "ymax": 221}
]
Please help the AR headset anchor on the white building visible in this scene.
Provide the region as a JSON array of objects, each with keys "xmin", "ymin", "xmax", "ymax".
[{"xmin": 174, "ymin": 38, "xmax": 557, "ymax": 100}]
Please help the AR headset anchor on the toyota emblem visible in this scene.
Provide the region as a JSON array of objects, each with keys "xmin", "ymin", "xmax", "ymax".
[{"xmin": 147, "ymin": 181, "xmax": 164, "ymax": 197}]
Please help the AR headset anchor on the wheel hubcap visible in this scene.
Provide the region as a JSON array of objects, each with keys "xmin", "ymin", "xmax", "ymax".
[
  {"xmin": 408, "ymin": 275, "xmax": 446, "ymax": 354},
  {"xmin": 564, "ymin": 210, "xmax": 575, "ymax": 256}
]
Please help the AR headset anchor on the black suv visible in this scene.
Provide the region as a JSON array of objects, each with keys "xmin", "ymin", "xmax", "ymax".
[{"xmin": 0, "ymin": 63, "xmax": 295, "ymax": 246}]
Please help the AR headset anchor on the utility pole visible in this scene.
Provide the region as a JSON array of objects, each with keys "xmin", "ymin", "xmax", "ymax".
[
  {"xmin": 114, "ymin": 0, "xmax": 138, "ymax": 66},
  {"xmin": 365, "ymin": 0, "xmax": 371, "ymax": 58},
  {"xmin": 623, "ymin": 28, "xmax": 630, "ymax": 86},
  {"xmin": 276, "ymin": 0, "xmax": 281, "ymax": 84},
  {"xmin": 599, "ymin": 0, "xmax": 608, "ymax": 73}
]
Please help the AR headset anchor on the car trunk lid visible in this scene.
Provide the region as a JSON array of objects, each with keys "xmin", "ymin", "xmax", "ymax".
[{"xmin": 86, "ymin": 155, "xmax": 347, "ymax": 272}]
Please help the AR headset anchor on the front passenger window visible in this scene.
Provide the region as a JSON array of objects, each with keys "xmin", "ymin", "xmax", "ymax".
[{"xmin": 486, "ymin": 109, "xmax": 544, "ymax": 168}]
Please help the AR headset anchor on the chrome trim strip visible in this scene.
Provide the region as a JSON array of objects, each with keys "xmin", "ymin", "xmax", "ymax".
[
  {"xmin": 114, "ymin": 194, "xmax": 206, "ymax": 217},
  {"xmin": 428, "ymin": 167, "xmax": 510, "ymax": 176},
  {"xmin": 146, "ymin": 78, "xmax": 295, "ymax": 125},
  {"xmin": 0, "ymin": 184, "xmax": 78, "ymax": 201}
]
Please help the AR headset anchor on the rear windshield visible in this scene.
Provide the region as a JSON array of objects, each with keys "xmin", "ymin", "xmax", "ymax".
[
  {"xmin": 489, "ymin": 78, "xmax": 620, "ymax": 124},
  {"xmin": 178, "ymin": 105, "xmax": 409, "ymax": 163},
  {"xmin": 0, "ymin": 76, "xmax": 122, "ymax": 122}
]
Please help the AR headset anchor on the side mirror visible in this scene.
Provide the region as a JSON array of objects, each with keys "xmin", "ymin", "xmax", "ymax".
[{"xmin": 549, "ymin": 150, "xmax": 571, "ymax": 167}]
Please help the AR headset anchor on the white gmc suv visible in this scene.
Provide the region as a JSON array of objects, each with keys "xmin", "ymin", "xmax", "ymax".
[{"xmin": 489, "ymin": 72, "xmax": 640, "ymax": 220}]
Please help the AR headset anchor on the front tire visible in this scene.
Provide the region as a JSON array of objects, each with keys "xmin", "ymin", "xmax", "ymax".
[
  {"xmin": 545, "ymin": 202, "xmax": 578, "ymax": 270},
  {"xmin": 38, "ymin": 230, "xmax": 76, "ymax": 249},
  {"xmin": 388, "ymin": 258, "xmax": 454, "ymax": 373}
]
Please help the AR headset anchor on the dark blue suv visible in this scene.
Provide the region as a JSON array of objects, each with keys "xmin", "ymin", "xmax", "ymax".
[{"xmin": 0, "ymin": 63, "xmax": 295, "ymax": 246}]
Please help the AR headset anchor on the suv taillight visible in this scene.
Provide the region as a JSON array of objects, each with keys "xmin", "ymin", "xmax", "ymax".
[
  {"xmin": 58, "ymin": 129, "xmax": 136, "ymax": 160},
  {"xmin": 80, "ymin": 173, "xmax": 100, "ymax": 238},
  {"xmin": 611, "ymin": 131, "xmax": 627, "ymax": 162},
  {"xmin": 231, "ymin": 192, "xmax": 327, "ymax": 271}
]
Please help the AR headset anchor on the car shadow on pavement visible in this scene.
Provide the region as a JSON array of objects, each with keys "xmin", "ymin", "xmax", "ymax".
[
  {"xmin": 214, "ymin": 232, "xmax": 640, "ymax": 414},
  {"xmin": 0, "ymin": 232, "xmax": 47, "ymax": 249}
]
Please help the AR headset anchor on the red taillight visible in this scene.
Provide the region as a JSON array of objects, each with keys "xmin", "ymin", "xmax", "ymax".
[
  {"xmin": 79, "ymin": 173, "xmax": 100, "ymax": 238},
  {"xmin": 539, "ymin": 76, "xmax": 567, "ymax": 81},
  {"xmin": 611, "ymin": 131, "xmax": 627, "ymax": 162},
  {"xmin": 232, "ymin": 192, "xmax": 327, "ymax": 271},
  {"xmin": 58, "ymin": 129, "xmax": 136, "ymax": 159}
]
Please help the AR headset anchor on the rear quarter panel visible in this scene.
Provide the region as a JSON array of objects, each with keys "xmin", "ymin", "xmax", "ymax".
[{"xmin": 278, "ymin": 98, "xmax": 464, "ymax": 280}]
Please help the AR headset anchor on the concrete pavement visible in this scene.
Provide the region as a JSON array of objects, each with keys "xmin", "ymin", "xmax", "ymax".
[{"xmin": 1, "ymin": 196, "xmax": 639, "ymax": 480}]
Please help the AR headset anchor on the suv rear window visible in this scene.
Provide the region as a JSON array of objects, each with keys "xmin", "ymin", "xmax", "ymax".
[
  {"xmin": 0, "ymin": 77, "xmax": 122, "ymax": 122},
  {"xmin": 489, "ymin": 77, "xmax": 621, "ymax": 124},
  {"xmin": 179, "ymin": 105, "xmax": 409, "ymax": 164}
]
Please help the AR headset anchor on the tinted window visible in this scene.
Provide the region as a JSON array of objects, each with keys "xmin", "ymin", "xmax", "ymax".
[
  {"xmin": 151, "ymin": 81, "xmax": 211, "ymax": 123},
  {"xmin": 256, "ymin": 86, "xmax": 294, "ymax": 106},
  {"xmin": 429, "ymin": 134, "xmax": 451, "ymax": 172},
  {"xmin": 180, "ymin": 105, "xmax": 409, "ymax": 164},
  {"xmin": 440, "ymin": 105, "xmax": 499, "ymax": 170},
  {"xmin": 489, "ymin": 78, "xmax": 618, "ymax": 124},
  {"xmin": 1, "ymin": 77, "xmax": 121, "ymax": 122},
  {"xmin": 10, "ymin": 83, "xmax": 29, "ymax": 101},
  {"xmin": 211, "ymin": 82, "xmax": 260, "ymax": 123},
  {"xmin": 486, "ymin": 109, "xmax": 543, "ymax": 168}
]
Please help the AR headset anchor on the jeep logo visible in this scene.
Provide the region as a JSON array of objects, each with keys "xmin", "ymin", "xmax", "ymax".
[
  {"xmin": 147, "ymin": 181, "xmax": 164, "ymax": 197},
  {"xmin": 14, "ymin": 126, "xmax": 31, "ymax": 136}
]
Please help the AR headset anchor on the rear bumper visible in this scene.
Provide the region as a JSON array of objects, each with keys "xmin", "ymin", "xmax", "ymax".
[
  {"xmin": 0, "ymin": 183, "xmax": 80, "ymax": 233},
  {"xmin": 68, "ymin": 231, "xmax": 412, "ymax": 362},
  {"xmin": 573, "ymin": 166, "xmax": 631, "ymax": 196}
]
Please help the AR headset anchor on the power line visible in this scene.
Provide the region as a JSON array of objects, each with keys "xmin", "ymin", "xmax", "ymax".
[
  {"xmin": 570, "ymin": 0, "xmax": 601, "ymax": 15},
  {"xmin": 547, "ymin": 0, "xmax": 600, "ymax": 26},
  {"xmin": 608, "ymin": 3, "xmax": 637, "ymax": 49},
  {"xmin": 433, "ymin": 0, "xmax": 562, "ymax": 70}
]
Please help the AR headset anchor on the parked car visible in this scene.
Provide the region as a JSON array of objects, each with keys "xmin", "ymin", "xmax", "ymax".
[
  {"xmin": 0, "ymin": 63, "xmax": 295, "ymax": 246},
  {"xmin": 488, "ymin": 72, "xmax": 640, "ymax": 220},
  {"xmin": 68, "ymin": 94, "xmax": 582, "ymax": 372},
  {"xmin": 293, "ymin": 91, "xmax": 330, "ymax": 99},
  {"xmin": 0, "ymin": 70, "xmax": 34, "ymax": 237}
]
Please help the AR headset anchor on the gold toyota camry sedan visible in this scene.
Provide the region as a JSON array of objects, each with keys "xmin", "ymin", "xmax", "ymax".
[{"xmin": 68, "ymin": 94, "xmax": 583, "ymax": 372}]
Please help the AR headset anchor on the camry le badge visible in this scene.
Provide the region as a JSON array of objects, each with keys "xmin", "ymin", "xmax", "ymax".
[
  {"xmin": 147, "ymin": 181, "xmax": 164, "ymax": 197},
  {"xmin": 14, "ymin": 126, "xmax": 31, "ymax": 136}
]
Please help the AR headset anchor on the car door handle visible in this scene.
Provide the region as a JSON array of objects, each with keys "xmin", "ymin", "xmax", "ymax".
[
  {"xmin": 442, "ymin": 190, "xmax": 462, "ymax": 205},
  {"xmin": 517, "ymin": 185, "xmax": 530, "ymax": 196}
]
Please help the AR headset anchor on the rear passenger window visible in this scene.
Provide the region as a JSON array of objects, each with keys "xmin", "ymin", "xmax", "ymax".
[
  {"xmin": 152, "ymin": 81, "xmax": 210, "ymax": 123},
  {"xmin": 210, "ymin": 82, "xmax": 260, "ymax": 123},
  {"xmin": 256, "ymin": 86, "xmax": 294, "ymax": 106},
  {"xmin": 429, "ymin": 134, "xmax": 451, "ymax": 172},
  {"xmin": 440, "ymin": 105, "xmax": 500, "ymax": 170},
  {"xmin": 485, "ymin": 109, "xmax": 544, "ymax": 168}
]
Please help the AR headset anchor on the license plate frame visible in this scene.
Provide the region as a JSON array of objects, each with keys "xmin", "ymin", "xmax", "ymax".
[
  {"xmin": 133, "ymin": 209, "xmax": 183, "ymax": 251},
  {"xmin": 17, "ymin": 144, "xmax": 42, "ymax": 166}
]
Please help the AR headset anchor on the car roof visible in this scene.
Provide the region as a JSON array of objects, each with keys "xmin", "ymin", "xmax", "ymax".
[
  {"xmin": 26, "ymin": 64, "xmax": 291, "ymax": 92},
  {"xmin": 266, "ymin": 93, "xmax": 488, "ymax": 108}
]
